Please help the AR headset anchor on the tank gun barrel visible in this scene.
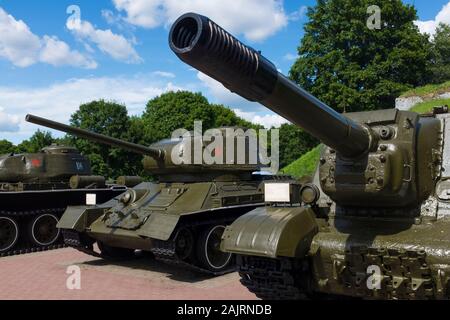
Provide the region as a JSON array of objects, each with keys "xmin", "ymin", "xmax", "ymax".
[
  {"xmin": 25, "ymin": 114, "xmax": 165, "ymax": 161},
  {"xmin": 169, "ymin": 13, "xmax": 371, "ymax": 158}
]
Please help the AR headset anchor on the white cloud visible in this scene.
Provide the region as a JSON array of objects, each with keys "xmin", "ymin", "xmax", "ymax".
[
  {"xmin": 102, "ymin": 9, "xmax": 119, "ymax": 25},
  {"xmin": 0, "ymin": 7, "xmax": 96, "ymax": 69},
  {"xmin": 152, "ymin": 71, "xmax": 176, "ymax": 78},
  {"xmin": 67, "ymin": 17, "xmax": 142, "ymax": 63},
  {"xmin": 112, "ymin": 0, "xmax": 288, "ymax": 41},
  {"xmin": 196, "ymin": 71, "xmax": 287, "ymax": 128},
  {"xmin": 283, "ymin": 53, "xmax": 298, "ymax": 61},
  {"xmin": 233, "ymin": 109, "xmax": 288, "ymax": 129},
  {"xmin": 415, "ymin": 2, "xmax": 450, "ymax": 37},
  {"xmin": 197, "ymin": 72, "xmax": 263, "ymax": 109},
  {"xmin": 0, "ymin": 107, "xmax": 20, "ymax": 132},
  {"xmin": 0, "ymin": 7, "xmax": 40, "ymax": 67},
  {"xmin": 0, "ymin": 76, "xmax": 184, "ymax": 143},
  {"xmin": 40, "ymin": 36, "xmax": 98, "ymax": 69},
  {"xmin": 288, "ymin": 5, "xmax": 308, "ymax": 22}
]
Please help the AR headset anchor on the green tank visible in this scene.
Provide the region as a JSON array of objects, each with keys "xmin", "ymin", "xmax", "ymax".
[
  {"xmin": 26, "ymin": 114, "xmax": 295, "ymax": 275},
  {"xmin": 170, "ymin": 13, "xmax": 450, "ymax": 299},
  {"xmin": 0, "ymin": 144, "xmax": 131, "ymax": 257}
]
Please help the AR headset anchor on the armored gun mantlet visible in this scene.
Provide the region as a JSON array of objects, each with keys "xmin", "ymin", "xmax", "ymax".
[{"xmin": 319, "ymin": 109, "xmax": 441, "ymax": 209}]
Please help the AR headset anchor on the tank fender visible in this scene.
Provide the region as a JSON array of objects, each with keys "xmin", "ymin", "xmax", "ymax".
[
  {"xmin": 221, "ymin": 206, "xmax": 318, "ymax": 258},
  {"xmin": 137, "ymin": 212, "xmax": 180, "ymax": 241},
  {"xmin": 57, "ymin": 206, "xmax": 105, "ymax": 232}
]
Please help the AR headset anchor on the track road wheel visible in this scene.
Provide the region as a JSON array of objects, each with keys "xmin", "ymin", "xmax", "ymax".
[
  {"xmin": 175, "ymin": 228, "xmax": 195, "ymax": 261},
  {"xmin": 97, "ymin": 242, "xmax": 136, "ymax": 260},
  {"xmin": 28, "ymin": 214, "xmax": 61, "ymax": 246},
  {"xmin": 196, "ymin": 225, "xmax": 233, "ymax": 273},
  {"xmin": 0, "ymin": 217, "xmax": 19, "ymax": 253}
]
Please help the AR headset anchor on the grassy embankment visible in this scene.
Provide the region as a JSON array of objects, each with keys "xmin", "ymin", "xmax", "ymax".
[
  {"xmin": 402, "ymin": 80, "xmax": 450, "ymax": 113},
  {"xmin": 281, "ymin": 145, "xmax": 322, "ymax": 179}
]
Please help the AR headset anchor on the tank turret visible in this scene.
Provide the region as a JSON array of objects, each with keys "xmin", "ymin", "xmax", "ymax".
[
  {"xmin": 0, "ymin": 144, "xmax": 92, "ymax": 187},
  {"xmin": 26, "ymin": 114, "xmax": 263, "ymax": 181}
]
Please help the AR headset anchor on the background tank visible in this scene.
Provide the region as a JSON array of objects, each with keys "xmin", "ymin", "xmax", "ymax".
[
  {"xmin": 26, "ymin": 115, "xmax": 296, "ymax": 274},
  {"xmin": 0, "ymin": 144, "xmax": 132, "ymax": 257},
  {"xmin": 170, "ymin": 13, "xmax": 450, "ymax": 299}
]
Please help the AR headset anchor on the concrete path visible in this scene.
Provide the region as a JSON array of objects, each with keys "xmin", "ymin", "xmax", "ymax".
[{"xmin": 0, "ymin": 248, "xmax": 257, "ymax": 300}]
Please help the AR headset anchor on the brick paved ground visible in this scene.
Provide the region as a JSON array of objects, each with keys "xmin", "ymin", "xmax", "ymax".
[{"xmin": 0, "ymin": 248, "xmax": 257, "ymax": 300}]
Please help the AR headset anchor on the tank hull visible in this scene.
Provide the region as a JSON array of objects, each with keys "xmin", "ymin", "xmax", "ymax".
[
  {"xmin": 231, "ymin": 212, "xmax": 450, "ymax": 300},
  {"xmin": 59, "ymin": 176, "xmax": 293, "ymax": 275},
  {"xmin": 309, "ymin": 216, "xmax": 449, "ymax": 299},
  {"xmin": 0, "ymin": 187, "xmax": 126, "ymax": 257},
  {"xmin": 0, "ymin": 188, "xmax": 125, "ymax": 211}
]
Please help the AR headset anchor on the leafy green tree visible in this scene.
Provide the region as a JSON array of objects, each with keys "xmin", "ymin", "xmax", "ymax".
[
  {"xmin": 142, "ymin": 91, "xmax": 215, "ymax": 144},
  {"xmin": 430, "ymin": 23, "xmax": 450, "ymax": 84},
  {"xmin": 210, "ymin": 104, "xmax": 259, "ymax": 129},
  {"xmin": 0, "ymin": 139, "xmax": 16, "ymax": 154},
  {"xmin": 290, "ymin": 0, "xmax": 431, "ymax": 112},
  {"xmin": 278, "ymin": 124, "xmax": 319, "ymax": 169},
  {"xmin": 142, "ymin": 91, "xmax": 259, "ymax": 144},
  {"xmin": 128, "ymin": 116, "xmax": 147, "ymax": 146},
  {"xmin": 16, "ymin": 130, "xmax": 54, "ymax": 153},
  {"xmin": 69, "ymin": 100, "xmax": 142, "ymax": 178},
  {"xmin": 54, "ymin": 135, "xmax": 75, "ymax": 147}
]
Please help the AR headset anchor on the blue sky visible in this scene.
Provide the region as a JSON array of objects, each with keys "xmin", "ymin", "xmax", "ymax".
[{"xmin": 0, "ymin": 0, "xmax": 449, "ymax": 143}]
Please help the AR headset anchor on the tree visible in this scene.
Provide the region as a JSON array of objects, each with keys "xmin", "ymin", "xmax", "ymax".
[
  {"xmin": 54, "ymin": 135, "xmax": 75, "ymax": 147},
  {"xmin": 430, "ymin": 23, "xmax": 450, "ymax": 84},
  {"xmin": 278, "ymin": 124, "xmax": 319, "ymax": 169},
  {"xmin": 142, "ymin": 91, "xmax": 259, "ymax": 144},
  {"xmin": 16, "ymin": 130, "xmax": 54, "ymax": 153},
  {"xmin": 0, "ymin": 139, "xmax": 16, "ymax": 154},
  {"xmin": 69, "ymin": 100, "xmax": 142, "ymax": 178},
  {"xmin": 210, "ymin": 104, "xmax": 259, "ymax": 129},
  {"xmin": 290, "ymin": 0, "xmax": 431, "ymax": 112},
  {"xmin": 142, "ymin": 91, "xmax": 215, "ymax": 144}
]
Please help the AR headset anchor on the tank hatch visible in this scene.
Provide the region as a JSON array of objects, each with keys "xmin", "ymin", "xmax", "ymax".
[{"xmin": 41, "ymin": 144, "xmax": 80, "ymax": 155}]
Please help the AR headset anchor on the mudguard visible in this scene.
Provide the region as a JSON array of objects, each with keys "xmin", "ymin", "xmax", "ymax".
[
  {"xmin": 137, "ymin": 213, "xmax": 180, "ymax": 241},
  {"xmin": 57, "ymin": 206, "xmax": 105, "ymax": 232},
  {"xmin": 221, "ymin": 206, "xmax": 318, "ymax": 258}
]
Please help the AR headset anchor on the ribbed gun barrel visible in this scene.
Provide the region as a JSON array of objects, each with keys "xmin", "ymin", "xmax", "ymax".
[
  {"xmin": 169, "ymin": 13, "xmax": 371, "ymax": 158},
  {"xmin": 25, "ymin": 114, "xmax": 165, "ymax": 161}
]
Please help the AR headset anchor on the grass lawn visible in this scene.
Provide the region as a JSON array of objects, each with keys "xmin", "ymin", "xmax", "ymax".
[
  {"xmin": 401, "ymin": 81, "xmax": 450, "ymax": 98},
  {"xmin": 281, "ymin": 145, "xmax": 321, "ymax": 179},
  {"xmin": 410, "ymin": 98, "xmax": 450, "ymax": 113}
]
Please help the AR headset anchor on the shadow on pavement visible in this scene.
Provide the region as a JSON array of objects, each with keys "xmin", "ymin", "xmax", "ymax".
[{"xmin": 79, "ymin": 252, "xmax": 216, "ymax": 283}]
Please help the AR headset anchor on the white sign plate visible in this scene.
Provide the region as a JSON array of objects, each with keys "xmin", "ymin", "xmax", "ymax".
[
  {"xmin": 86, "ymin": 193, "xmax": 97, "ymax": 206},
  {"xmin": 264, "ymin": 183, "xmax": 291, "ymax": 202}
]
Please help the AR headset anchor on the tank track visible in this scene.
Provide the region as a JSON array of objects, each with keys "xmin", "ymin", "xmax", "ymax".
[
  {"xmin": 62, "ymin": 216, "xmax": 239, "ymax": 275},
  {"xmin": 151, "ymin": 238, "xmax": 235, "ymax": 276},
  {"xmin": 150, "ymin": 216, "xmax": 239, "ymax": 276},
  {"xmin": 237, "ymin": 255, "xmax": 309, "ymax": 300},
  {"xmin": 0, "ymin": 208, "xmax": 67, "ymax": 258},
  {"xmin": 61, "ymin": 229, "xmax": 102, "ymax": 258}
]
